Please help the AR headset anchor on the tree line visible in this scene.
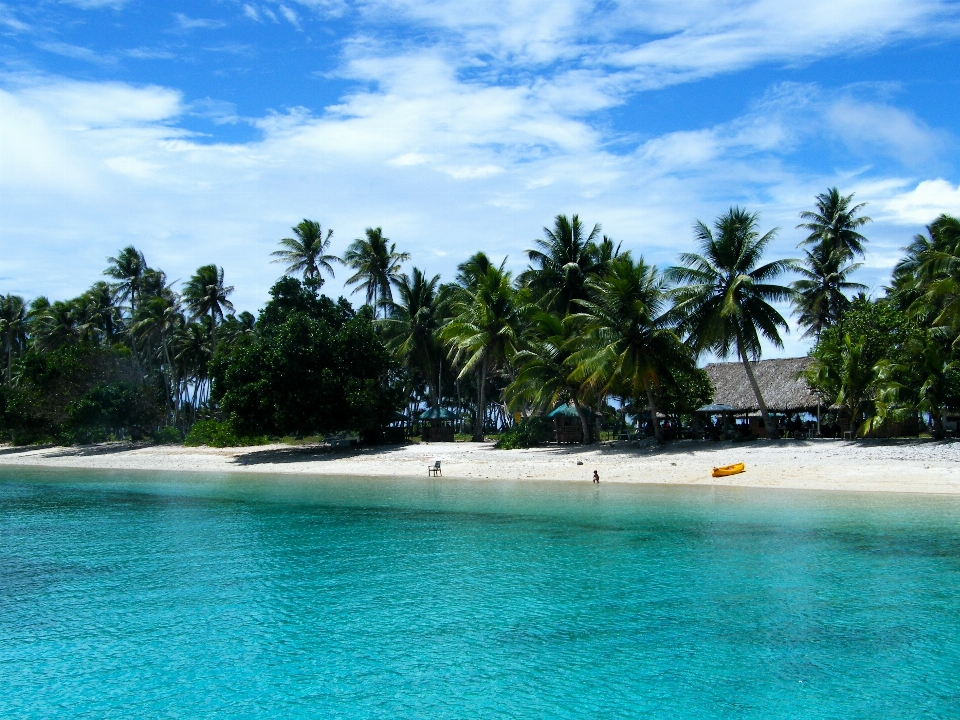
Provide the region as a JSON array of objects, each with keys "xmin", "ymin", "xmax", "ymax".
[{"xmin": 1, "ymin": 188, "xmax": 957, "ymax": 445}]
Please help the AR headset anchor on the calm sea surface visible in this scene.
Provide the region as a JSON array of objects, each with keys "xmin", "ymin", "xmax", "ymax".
[{"xmin": 2, "ymin": 468, "xmax": 959, "ymax": 719}]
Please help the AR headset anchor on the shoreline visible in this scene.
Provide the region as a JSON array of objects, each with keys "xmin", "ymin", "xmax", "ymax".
[{"xmin": 1, "ymin": 438, "xmax": 959, "ymax": 495}]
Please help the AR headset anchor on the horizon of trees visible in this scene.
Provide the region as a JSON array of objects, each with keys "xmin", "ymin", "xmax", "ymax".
[{"xmin": 1, "ymin": 190, "xmax": 958, "ymax": 445}]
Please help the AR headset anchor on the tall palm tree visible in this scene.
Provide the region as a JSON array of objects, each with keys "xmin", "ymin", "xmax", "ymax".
[
  {"xmin": 573, "ymin": 253, "xmax": 690, "ymax": 442},
  {"xmin": 182, "ymin": 265, "xmax": 234, "ymax": 351},
  {"xmin": 441, "ymin": 261, "xmax": 524, "ymax": 441},
  {"xmin": 668, "ymin": 207, "xmax": 795, "ymax": 439},
  {"xmin": 798, "ymin": 188, "xmax": 871, "ymax": 260},
  {"xmin": 175, "ymin": 321, "xmax": 213, "ymax": 415},
  {"xmin": 105, "ymin": 246, "xmax": 147, "ymax": 315},
  {"xmin": 343, "ymin": 227, "xmax": 410, "ymax": 318},
  {"xmin": 519, "ymin": 214, "xmax": 603, "ymax": 315},
  {"xmin": 133, "ymin": 295, "xmax": 184, "ymax": 419},
  {"xmin": 271, "ymin": 219, "xmax": 337, "ymax": 287},
  {"xmin": 0, "ymin": 294, "xmax": 27, "ymax": 384},
  {"xmin": 381, "ymin": 268, "xmax": 443, "ymax": 406},
  {"xmin": 791, "ymin": 244, "xmax": 866, "ymax": 339},
  {"xmin": 891, "ymin": 215, "xmax": 960, "ymax": 335}
]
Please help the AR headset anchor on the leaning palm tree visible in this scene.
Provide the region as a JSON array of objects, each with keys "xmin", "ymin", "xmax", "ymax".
[
  {"xmin": 105, "ymin": 246, "xmax": 148, "ymax": 315},
  {"xmin": 271, "ymin": 219, "xmax": 337, "ymax": 287},
  {"xmin": 798, "ymin": 188, "xmax": 871, "ymax": 260},
  {"xmin": 792, "ymin": 244, "xmax": 866, "ymax": 340},
  {"xmin": 440, "ymin": 261, "xmax": 524, "ymax": 441},
  {"xmin": 182, "ymin": 264, "xmax": 234, "ymax": 351},
  {"xmin": 380, "ymin": 268, "xmax": 443, "ymax": 406},
  {"xmin": 342, "ymin": 227, "xmax": 410, "ymax": 318},
  {"xmin": 0, "ymin": 294, "xmax": 27, "ymax": 384},
  {"xmin": 668, "ymin": 207, "xmax": 795, "ymax": 439},
  {"xmin": 519, "ymin": 214, "xmax": 603, "ymax": 315},
  {"xmin": 572, "ymin": 253, "xmax": 690, "ymax": 442}
]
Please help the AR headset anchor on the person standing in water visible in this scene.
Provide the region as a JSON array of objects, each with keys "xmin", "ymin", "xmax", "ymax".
[{"xmin": 592, "ymin": 470, "xmax": 600, "ymax": 484}]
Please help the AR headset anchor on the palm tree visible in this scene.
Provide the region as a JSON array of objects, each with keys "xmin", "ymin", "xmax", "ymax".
[
  {"xmin": 519, "ymin": 214, "xmax": 603, "ymax": 315},
  {"xmin": 182, "ymin": 265, "xmax": 234, "ymax": 351},
  {"xmin": 271, "ymin": 219, "xmax": 337, "ymax": 288},
  {"xmin": 792, "ymin": 244, "xmax": 866, "ymax": 339},
  {"xmin": 105, "ymin": 246, "xmax": 147, "ymax": 315},
  {"xmin": 891, "ymin": 215, "xmax": 960, "ymax": 335},
  {"xmin": 175, "ymin": 321, "xmax": 213, "ymax": 416},
  {"xmin": 805, "ymin": 333, "xmax": 875, "ymax": 438},
  {"xmin": 668, "ymin": 207, "xmax": 795, "ymax": 439},
  {"xmin": 441, "ymin": 261, "xmax": 524, "ymax": 441},
  {"xmin": 0, "ymin": 294, "xmax": 27, "ymax": 384},
  {"xmin": 573, "ymin": 253, "xmax": 690, "ymax": 442},
  {"xmin": 798, "ymin": 188, "xmax": 871, "ymax": 260},
  {"xmin": 381, "ymin": 268, "xmax": 443, "ymax": 406},
  {"xmin": 133, "ymin": 295, "xmax": 184, "ymax": 419},
  {"xmin": 342, "ymin": 227, "xmax": 410, "ymax": 318},
  {"xmin": 506, "ymin": 309, "xmax": 595, "ymax": 443}
]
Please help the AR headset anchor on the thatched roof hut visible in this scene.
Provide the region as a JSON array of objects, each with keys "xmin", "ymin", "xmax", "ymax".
[{"xmin": 703, "ymin": 357, "xmax": 818, "ymax": 413}]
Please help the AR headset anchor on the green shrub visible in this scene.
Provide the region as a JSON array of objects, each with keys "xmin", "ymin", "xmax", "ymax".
[
  {"xmin": 495, "ymin": 417, "xmax": 551, "ymax": 449},
  {"xmin": 153, "ymin": 426, "xmax": 182, "ymax": 444},
  {"xmin": 184, "ymin": 420, "xmax": 267, "ymax": 448}
]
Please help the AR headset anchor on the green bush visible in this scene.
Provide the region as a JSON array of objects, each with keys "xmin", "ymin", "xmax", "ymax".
[
  {"xmin": 153, "ymin": 426, "xmax": 182, "ymax": 444},
  {"xmin": 495, "ymin": 417, "xmax": 551, "ymax": 449},
  {"xmin": 184, "ymin": 420, "xmax": 267, "ymax": 448}
]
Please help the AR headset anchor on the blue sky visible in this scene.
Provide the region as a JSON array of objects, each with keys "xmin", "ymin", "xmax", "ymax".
[{"xmin": 2, "ymin": 0, "xmax": 959, "ymax": 358}]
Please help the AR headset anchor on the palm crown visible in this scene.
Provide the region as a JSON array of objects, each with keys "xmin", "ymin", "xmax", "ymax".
[
  {"xmin": 271, "ymin": 219, "xmax": 337, "ymax": 286},
  {"xmin": 798, "ymin": 187, "xmax": 871, "ymax": 260},
  {"xmin": 343, "ymin": 227, "xmax": 410, "ymax": 318},
  {"xmin": 669, "ymin": 207, "xmax": 795, "ymax": 437},
  {"xmin": 182, "ymin": 264, "xmax": 234, "ymax": 349}
]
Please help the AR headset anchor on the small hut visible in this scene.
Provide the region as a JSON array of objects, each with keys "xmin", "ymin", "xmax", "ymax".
[
  {"xmin": 547, "ymin": 404, "xmax": 586, "ymax": 444},
  {"xmin": 703, "ymin": 358, "xmax": 819, "ymax": 438},
  {"xmin": 419, "ymin": 407, "xmax": 456, "ymax": 442}
]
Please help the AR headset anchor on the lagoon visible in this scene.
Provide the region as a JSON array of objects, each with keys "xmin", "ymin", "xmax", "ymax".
[{"xmin": 2, "ymin": 468, "xmax": 959, "ymax": 718}]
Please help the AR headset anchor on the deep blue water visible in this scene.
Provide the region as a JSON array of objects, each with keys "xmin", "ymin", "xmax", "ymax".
[{"xmin": 2, "ymin": 468, "xmax": 959, "ymax": 719}]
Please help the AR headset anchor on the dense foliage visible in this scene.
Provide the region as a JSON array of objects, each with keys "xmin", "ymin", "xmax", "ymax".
[
  {"xmin": 2, "ymin": 191, "xmax": 957, "ymax": 447},
  {"xmin": 212, "ymin": 278, "xmax": 402, "ymax": 441}
]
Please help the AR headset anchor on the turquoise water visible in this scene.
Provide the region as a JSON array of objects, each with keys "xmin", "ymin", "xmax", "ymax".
[{"xmin": 2, "ymin": 469, "xmax": 960, "ymax": 719}]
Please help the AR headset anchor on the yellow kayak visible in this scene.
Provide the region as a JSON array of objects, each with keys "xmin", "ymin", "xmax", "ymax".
[{"xmin": 712, "ymin": 462, "xmax": 745, "ymax": 477}]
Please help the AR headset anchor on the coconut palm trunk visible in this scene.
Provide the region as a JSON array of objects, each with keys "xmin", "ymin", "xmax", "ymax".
[
  {"xmin": 572, "ymin": 399, "xmax": 593, "ymax": 445},
  {"xmin": 738, "ymin": 343, "xmax": 777, "ymax": 438},
  {"xmin": 643, "ymin": 380, "xmax": 663, "ymax": 442},
  {"xmin": 474, "ymin": 360, "xmax": 487, "ymax": 442}
]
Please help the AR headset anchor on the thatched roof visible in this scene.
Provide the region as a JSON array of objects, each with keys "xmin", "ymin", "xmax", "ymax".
[{"xmin": 703, "ymin": 357, "xmax": 818, "ymax": 413}]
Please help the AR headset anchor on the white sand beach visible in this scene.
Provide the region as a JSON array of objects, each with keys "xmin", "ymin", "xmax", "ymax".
[{"xmin": 1, "ymin": 438, "xmax": 959, "ymax": 495}]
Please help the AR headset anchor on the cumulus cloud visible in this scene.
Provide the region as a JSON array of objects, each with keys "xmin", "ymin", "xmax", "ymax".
[{"xmin": 882, "ymin": 180, "xmax": 960, "ymax": 224}]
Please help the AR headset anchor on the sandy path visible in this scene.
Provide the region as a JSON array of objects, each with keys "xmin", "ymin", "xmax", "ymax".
[{"xmin": 2, "ymin": 438, "xmax": 959, "ymax": 495}]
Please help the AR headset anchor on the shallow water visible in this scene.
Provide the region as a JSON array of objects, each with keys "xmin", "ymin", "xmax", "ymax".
[{"xmin": 2, "ymin": 468, "xmax": 959, "ymax": 719}]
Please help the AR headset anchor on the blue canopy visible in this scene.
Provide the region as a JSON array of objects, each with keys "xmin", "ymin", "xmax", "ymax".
[{"xmin": 419, "ymin": 407, "xmax": 457, "ymax": 421}]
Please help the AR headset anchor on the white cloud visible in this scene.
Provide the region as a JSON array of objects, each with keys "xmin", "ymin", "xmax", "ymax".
[
  {"xmin": 174, "ymin": 13, "xmax": 227, "ymax": 30},
  {"xmin": 61, "ymin": 0, "xmax": 128, "ymax": 8},
  {"xmin": 278, "ymin": 5, "xmax": 301, "ymax": 28},
  {"xmin": 2, "ymin": 1, "xmax": 959, "ymax": 357},
  {"xmin": 0, "ymin": 3, "xmax": 29, "ymax": 31},
  {"xmin": 882, "ymin": 180, "xmax": 960, "ymax": 224},
  {"xmin": 36, "ymin": 41, "xmax": 112, "ymax": 64},
  {"xmin": 827, "ymin": 99, "xmax": 944, "ymax": 167}
]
